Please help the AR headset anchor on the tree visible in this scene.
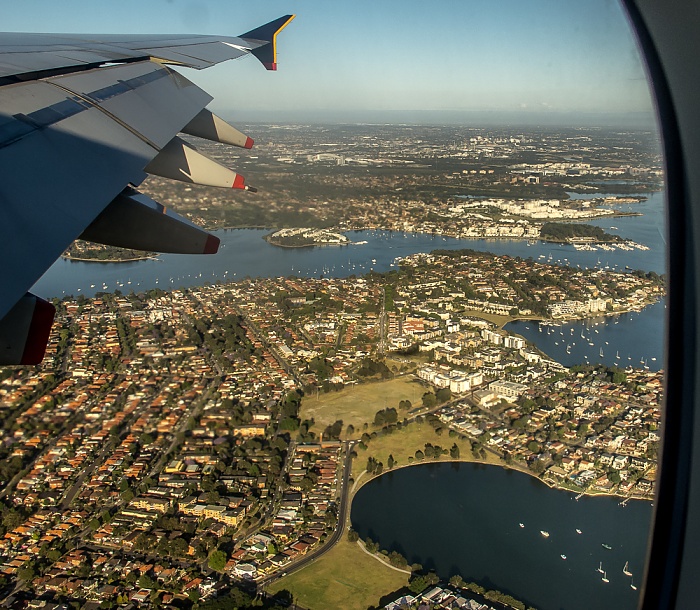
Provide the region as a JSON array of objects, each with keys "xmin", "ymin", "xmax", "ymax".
[
  {"xmin": 138, "ymin": 574, "xmax": 157, "ymax": 589},
  {"xmin": 450, "ymin": 443, "xmax": 460, "ymax": 459},
  {"xmin": 422, "ymin": 392, "xmax": 437, "ymax": 408},
  {"xmin": 436, "ymin": 387, "xmax": 452, "ymax": 403},
  {"xmin": 449, "ymin": 574, "xmax": 467, "ymax": 588},
  {"xmin": 387, "ymin": 454, "xmax": 395, "ymax": 469},
  {"xmin": 347, "ymin": 529, "xmax": 359, "ymax": 542},
  {"xmin": 208, "ymin": 549, "xmax": 227, "ymax": 572}
]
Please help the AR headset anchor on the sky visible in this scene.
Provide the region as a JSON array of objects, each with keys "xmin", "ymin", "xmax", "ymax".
[{"xmin": 2, "ymin": 0, "xmax": 657, "ymax": 126}]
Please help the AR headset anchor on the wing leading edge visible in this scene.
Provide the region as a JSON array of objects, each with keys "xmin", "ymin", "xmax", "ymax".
[{"xmin": 0, "ymin": 15, "xmax": 295, "ymax": 365}]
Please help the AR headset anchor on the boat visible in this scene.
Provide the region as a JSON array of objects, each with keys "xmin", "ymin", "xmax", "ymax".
[
  {"xmin": 519, "ymin": 523, "xmax": 525, "ymax": 528},
  {"xmin": 623, "ymin": 561, "xmax": 632, "ymax": 576},
  {"xmin": 576, "ymin": 529, "xmax": 582, "ymax": 534},
  {"xmin": 602, "ymin": 543, "xmax": 613, "ymax": 550},
  {"xmin": 561, "ymin": 554, "xmax": 567, "ymax": 560},
  {"xmin": 602, "ymin": 571, "xmax": 610, "ymax": 583},
  {"xmin": 631, "ymin": 577, "xmax": 638, "ymax": 591},
  {"xmin": 597, "ymin": 562, "xmax": 604, "ymax": 574},
  {"xmin": 540, "ymin": 530, "xmax": 550, "ymax": 538}
]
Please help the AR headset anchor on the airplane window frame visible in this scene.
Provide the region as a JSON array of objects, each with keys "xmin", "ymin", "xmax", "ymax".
[{"xmin": 621, "ymin": 2, "xmax": 696, "ymax": 609}]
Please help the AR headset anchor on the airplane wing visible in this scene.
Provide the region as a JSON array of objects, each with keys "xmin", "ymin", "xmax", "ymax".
[{"xmin": 0, "ymin": 15, "xmax": 294, "ymax": 365}]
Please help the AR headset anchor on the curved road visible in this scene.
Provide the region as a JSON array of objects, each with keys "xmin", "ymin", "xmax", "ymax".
[{"xmin": 260, "ymin": 440, "xmax": 355, "ymax": 588}]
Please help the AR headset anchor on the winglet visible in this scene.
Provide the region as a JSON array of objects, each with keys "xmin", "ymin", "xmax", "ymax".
[{"xmin": 240, "ymin": 14, "xmax": 295, "ymax": 71}]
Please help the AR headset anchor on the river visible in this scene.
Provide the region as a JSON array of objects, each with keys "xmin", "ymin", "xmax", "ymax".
[{"xmin": 351, "ymin": 462, "xmax": 652, "ymax": 610}]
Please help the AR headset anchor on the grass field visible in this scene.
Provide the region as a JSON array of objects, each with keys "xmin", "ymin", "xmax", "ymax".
[
  {"xmin": 352, "ymin": 420, "xmax": 505, "ymax": 485},
  {"xmin": 300, "ymin": 376, "xmax": 425, "ymax": 436},
  {"xmin": 265, "ymin": 537, "xmax": 408, "ymax": 610}
]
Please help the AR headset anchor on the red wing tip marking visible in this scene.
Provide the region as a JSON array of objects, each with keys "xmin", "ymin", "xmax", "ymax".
[
  {"xmin": 232, "ymin": 174, "xmax": 245, "ymax": 189},
  {"xmin": 244, "ymin": 136, "xmax": 254, "ymax": 149},
  {"xmin": 21, "ymin": 298, "xmax": 55, "ymax": 365},
  {"xmin": 204, "ymin": 234, "xmax": 220, "ymax": 255},
  {"xmin": 264, "ymin": 62, "xmax": 278, "ymax": 71}
]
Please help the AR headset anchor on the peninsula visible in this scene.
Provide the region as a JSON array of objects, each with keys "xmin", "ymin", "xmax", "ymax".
[{"xmin": 264, "ymin": 227, "xmax": 350, "ymax": 248}]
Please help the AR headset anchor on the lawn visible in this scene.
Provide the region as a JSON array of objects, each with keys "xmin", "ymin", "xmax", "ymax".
[
  {"xmin": 352, "ymin": 420, "xmax": 505, "ymax": 487},
  {"xmin": 300, "ymin": 376, "xmax": 425, "ymax": 436},
  {"xmin": 265, "ymin": 537, "xmax": 408, "ymax": 610}
]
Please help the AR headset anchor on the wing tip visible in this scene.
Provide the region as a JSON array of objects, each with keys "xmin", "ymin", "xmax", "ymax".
[{"xmin": 241, "ymin": 14, "xmax": 295, "ymax": 70}]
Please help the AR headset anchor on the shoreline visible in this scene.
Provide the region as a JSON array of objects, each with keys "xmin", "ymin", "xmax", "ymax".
[
  {"xmin": 349, "ymin": 455, "xmax": 652, "ymax": 504},
  {"xmin": 60, "ymin": 254, "xmax": 159, "ymax": 264}
]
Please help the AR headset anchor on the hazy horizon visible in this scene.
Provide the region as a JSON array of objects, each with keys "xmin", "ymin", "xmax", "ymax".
[{"xmin": 3, "ymin": 1, "xmax": 658, "ymax": 132}]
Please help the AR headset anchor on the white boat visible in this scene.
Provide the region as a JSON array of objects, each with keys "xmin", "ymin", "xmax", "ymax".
[
  {"xmin": 561, "ymin": 554, "xmax": 567, "ymax": 560},
  {"xmin": 540, "ymin": 530, "xmax": 550, "ymax": 538},
  {"xmin": 623, "ymin": 561, "xmax": 632, "ymax": 576},
  {"xmin": 602, "ymin": 571, "xmax": 609, "ymax": 583},
  {"xmin": 631, "ymin": 577, "xmax": 638, "ymax": 591},
  {"xmin": 519, "ymin": 523, "xmax": 525, "ymax": 528},
  {"xmin": 576, "ymin": 529, "xmax": 582, "ymax": 534},
  {"xmin": 597, "ymin": 562, "xmax": 604, "ymax": 574}
]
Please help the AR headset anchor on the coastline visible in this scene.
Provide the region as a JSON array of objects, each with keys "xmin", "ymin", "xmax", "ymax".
[
  {"xmin": 349, "ymin": 455, "xmax": 652, "ymax": 504},
  {"xmin": 61, "ymin": 254, "xmax": 159, "ymax": 263}
]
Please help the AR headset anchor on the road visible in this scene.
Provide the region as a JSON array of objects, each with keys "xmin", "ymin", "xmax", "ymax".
[{"xmin": 259, "ymin": 440, "xmax": 355, "ymax": 588}]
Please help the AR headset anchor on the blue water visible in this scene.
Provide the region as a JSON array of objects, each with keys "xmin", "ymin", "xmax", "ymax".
[
  {"xmin": 506, "ymin": 298, "xmax": 665, "ymax": 371},
  {"xmin": 351, "ymin": 462, "xmax": 651, "ymax": 610},
  {"xmin": 32, "ymin": 192, "xmax": 666, "ymax": 296}
]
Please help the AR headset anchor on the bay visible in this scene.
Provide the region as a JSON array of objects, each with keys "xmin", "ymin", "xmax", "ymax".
[
  {"xmin": 32, "ymin": 193, "xmax": 665, "ymax": 299},
  {"xmin": 505, "ymin": 298, "xmax": 665, "ymax": 371},
  {"xmin": 351, "ymin": 462, "xmax": 651, "ymax": 610}
]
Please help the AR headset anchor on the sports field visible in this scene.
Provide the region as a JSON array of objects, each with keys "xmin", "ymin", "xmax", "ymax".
[{"xmin": 300, "ymin": 376, "xmax": 425, "ymax": 437}]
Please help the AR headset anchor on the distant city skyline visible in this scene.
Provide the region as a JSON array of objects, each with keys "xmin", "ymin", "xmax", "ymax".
[{"xmin": 4, "ymin": 0, "xmax": 657, "ymax": 127}]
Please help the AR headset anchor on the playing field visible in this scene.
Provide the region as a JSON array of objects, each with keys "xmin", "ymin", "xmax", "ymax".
[
  {"xmin": 300, "ymin": 376, "xmax": 425, "ymax": 437},
  {"xmin": 265, "ymin": 537, "xmax": 408, "ymax": 610},
  {"xmin": 351, "ymin": 420, "xmax": 505, "ymax": 486}
]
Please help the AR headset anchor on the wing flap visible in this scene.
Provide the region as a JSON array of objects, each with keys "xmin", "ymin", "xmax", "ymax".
[
  {"xmin": 80, "ymin": 188, "xmax": 220, "ymax": 255},
  {"xmin": 145, "ymin": 136, "xmax": 247, "ymax": 189},
  {"xmin": 49, "ymin": 61, "xmax": 210, "ymax": 149},
  {"xmin": 181, "ymin": 109, "xmax": 254, "ymax": 149},
  {"xmin": 0, "ymin": 62, "xmax": 216, "ymax": 321}
]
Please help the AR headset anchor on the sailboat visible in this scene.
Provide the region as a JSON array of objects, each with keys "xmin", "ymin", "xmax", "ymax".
[
  {"xmin": 602, "ymin": 571, "xmax": 610, "ymax": 583},
  {"xmin": 631, "ymin": 577, "xmax": 638, "ymax": 591},
  {"xmin": 623, "ymin": 561, "xmax": 632, "ymax": 576},
  {"xmin": 597, "ymin": 562, "xmax": 604, "ymax": 574},
  {"xmin": 600, "ymin": 347, "xmax": 604, "ymax": 357}
]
